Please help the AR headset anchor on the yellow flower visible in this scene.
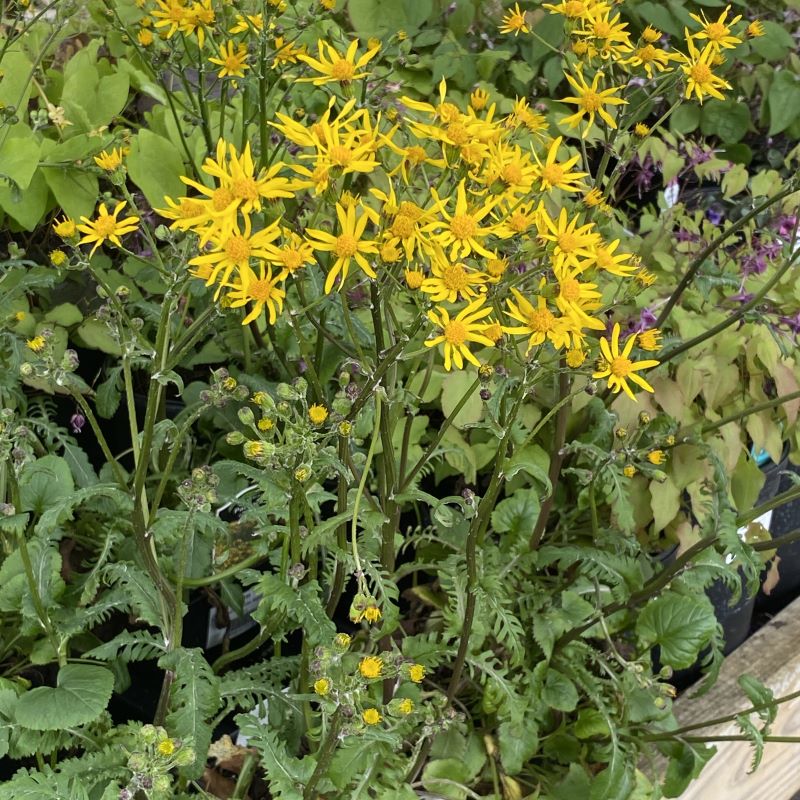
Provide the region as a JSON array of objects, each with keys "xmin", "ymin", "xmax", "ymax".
[
  {"xmin": 503, "ymin": 289, "xmax": 577, "ymax": 352},
  {"xmin": 554, "ymin": 266, "xmax": 605, "ymax": 330},
  {"xmin": 623, "ymin": 44, "xmax": 678, "ymax": 78},
  {"xmin": 648, "ymin": 449, "xmax": 666, "ymax": 465},
  {"xmin": 157, "ymin": 739, "xmax": 176, "ymax": 757},
  {"xmin": 26, "ymin": 336, "xmax": 46, "ymax": 353},
  {"xmin": 561, "ymin": 70, "xmax": 628, "ymax": 137},
  {"xmin": 408, "ymin": 664, "xmax": 426, "ymax": 683},
  {"xmin": 93, "ymin": 148, "xmax": 125, "ymax": 171},
  {"xmin": 420, "ymin": 254, "xmax": 488, "ymax": 303},
  {"xmin": 486, "ymin": 257, "xmax": 508, "ymax": 280},
  {"xmin": 426, "ymin": 179, "xmax": 498, "ymax": 260},
  {"xmin": 320, "ymin": 0, "xmax": 336, "ymax": 9},
  {"xmin": 225, "ymin": 262, "xmax": 286, "ymax": 325},
  {"xmin": 309, "ymin": 404, "xmax": 329, "ymax": 425},
  {"xmin": 405, "ymin": 268, "xmax": 425, "ymax": 289},
  {"xmin": 680, "ymin": 36, "xmax": 732, "ymax": 104},
  {"xmin": 152, "ymin": 0, "xmax": 188, "ymax": 40},
  {"xmin": 363, "ymin": 604, "xmax": 381, "ymax": 623},
  {"xmin": 14, "ymin": 311, "xmax": 26, "ymax": 322},
  {"xmin": 49, "ymin": 249, "xmax": 67, "ymax": 266},
  {"xmin": 566, "ymin": 346, "xmax": 586, "ymax": 367},
  {"xmin": 268, "ymin": 230, "xmax": 316, "ymax": 275},
  {"xmin": 362, "ymin": 708, "xmax": 382, "ymax": 725},
  {"xmin": 592, "ymin": 323, "xmax": 660, "ymax": 401},
  {"xmin": 542, "ymin": 0, "xmax": 600, "ymax": 20},
  {"xmin": 297, "ymin": 39, "xmax": 380, "ymax": 85},
  {"xmin": 688, "ymin": 5, "xmax": 742, "ymax": 51},
  {"xmin": 594, "ymin": 239, "xmax": 636, "ymax": 276},
  {"xmin": 638, "ymin": 328, "xmax": 662, "ymax": 351},
  {"xmin": 380, "ymin": 241, "xmax": 402, "ymax": 263},
  {"xmin": 359, "ymin": 656, "xmax": 383, "ymax": 679},
  {"xmin": 257, "ymin": 418, "xmax": 273, "ymax": 431},
  {"xmin": 244, "ymin": 441, "xmax": 265, "ymax": 460},
  {"xmin": 397, "ymin": 698, "xmax": 414, "ymax": 714},
  {"xmin": 574, "ymin": 8, "xmax": 633, "ymax": 55},
  {"xmin": 314, "ymin": 678, "xmax": 330, "ymax": 695},
  {"xmin": 623, "ymin": 464, "xmax": 637, "ymax": 478},
  {"xmin": 634, "ymin": 122, "xmax": 650, "ymax": 136},
  {"xmin": 294, "ymin": 466, "xmax": 311, "ymax": 482},
  {"xmin": 470, "ymin": 88, "xmax": 489, "ymax": 110},
  {"xmin": 229, "ymin": 12, "xmax": 263, "ymax": 33},
  {"xmin": 583, "ymin": 187, "xmax": 603, "ymax": 207},
  {"xmin": 532, "ymin": 136, "xmax": 588, "ymax": 193},
  {"xmin": 425, "ymin": 297, "xmax": 495, "ymax": 371},
  {"xmin": 747, "ymin": 20, "xmax": 765, "ymax": 38},
  {"xmin": 306, "ymin": 202, "xmax": 379, "ymax": 294},
  {"xmin": 334, "ymin": 632, "xmax": 352, "ymax": 649},
  {"xmin": 77, "ymin": 201, "xmax": 140, "ymax": 256},
  {"xmin": 138, "ymin": 28, "xmax": 154, "ymax": 46},
  {"xmin": 537, "ymin": 207, "xmax": 601, "ymax": 271},
  {"xmin": 499, "ymin": 3, "xmax": 530, "ymax": 35},
  {"xmin": 635, "ymin": 267, "xmax": 656, "ymax": 286},
  {"xmin": 209, "ymin": 41, "xmax": 250, "ymax": 78},
  {"xmin": 642, "ymin": 26, "xmax": 662, "ymax": 43},
  {"xmin": 53, "ymin": 216, "xmax": 76, "ymax": 238}
]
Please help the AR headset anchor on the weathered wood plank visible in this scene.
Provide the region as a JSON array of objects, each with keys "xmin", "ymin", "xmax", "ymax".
[{"xmin": 673, "ymin": 594, "xmax": 800, "ymax": 799}]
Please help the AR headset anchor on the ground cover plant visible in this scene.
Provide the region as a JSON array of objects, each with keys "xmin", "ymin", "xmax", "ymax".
[{"xmin": 1, "ymin": 0, "xmax": 800, "ymax": 798}]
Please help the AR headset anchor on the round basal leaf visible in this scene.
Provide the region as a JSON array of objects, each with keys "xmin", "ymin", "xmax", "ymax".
[
  {"xmin": 14, "ymin": 664, "xmax": 114, "ymax": 730},
  {"xmin": 44, "ymin": 302, "xmax": 83, "ymax": 327},
  {"xmin": 18, "ymin": 455, "xmax": 75, "ymax": 515}
]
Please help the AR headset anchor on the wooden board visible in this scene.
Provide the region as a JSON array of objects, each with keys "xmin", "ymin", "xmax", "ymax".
[{"xmin": 671, "ymin": 595, "xmax": 800, "ymax": 799}]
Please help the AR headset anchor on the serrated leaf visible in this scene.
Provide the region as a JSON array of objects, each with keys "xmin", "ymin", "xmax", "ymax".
[
  {"xmin": 14, "ymin": 665, "xmax": 113, "ymax": 731},
  {"xmin": 18, "ymin": 455, "xmax": 75, "ymax": 514},
  {"xmin": 491, "ymin": 488, "xmax": 540, "ymax": 538}
]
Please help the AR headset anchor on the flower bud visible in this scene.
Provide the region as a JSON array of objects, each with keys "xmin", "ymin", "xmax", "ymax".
[
  {"xmin": 226, "ymin": 431, "xmax": 246, "ymax": 445},
  {"xmin": 238, "ymin": 407, "xmax": 255, "ymax": 426}
]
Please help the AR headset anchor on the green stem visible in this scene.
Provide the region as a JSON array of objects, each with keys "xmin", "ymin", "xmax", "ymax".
[
  {"xmin": 738, "ymin": 485, "xmax": 800, "ymax": 526},
  {"xmin": 753, "ymin": 527, "xmax": 800, "ymax": 553},
  {"xmin": 351, "ymin": 397, "xmax": 382, "ymax": 580},
  {"xmin": 656, "ymin": 181, "xmax": 798, "ymax": 328},
  {"xmin": 701, "ymin": 389, "xmax": 800, "ymax": 434},
  {"xmin": 302, "ymin": 708, "xmax": 343, "ymax": 800},
  {"xmin": 165, "ymin": 305, "xmax": 218, "ymax": 372},
  {"xmin": 182, "ymin": 551, "xmax": 265, "ymax": 587},
  {"xmin": 326, "ymin": 436, "xmax": 350, "ymax": 616},
  {"xmin": 68, "ymin": 390, "xmax": 127, "ymax": 487}
]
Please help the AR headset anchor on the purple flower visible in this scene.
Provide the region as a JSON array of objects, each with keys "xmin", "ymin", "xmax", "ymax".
[
  {"xmin": 706, "ymin": 207, "xmax": 724, "ymax": 226},
  {"xmin": 638, "ymin": 308, "xmax": 658, "ymax": 330},
  {"xmin": 776, "ymin": 215, "xmax": 797, "ymax": 237},
  {"xmin": 70, "ymin": 411, "xmax": 86, "ymax": 434}
]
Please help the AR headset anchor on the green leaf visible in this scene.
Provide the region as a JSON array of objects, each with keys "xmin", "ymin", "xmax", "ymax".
[
  {"xmin": 422, "ymin": 758, "xmax": 471, "ymax": 799},
  {"xmin": 0, "ymin": 49, "xmax": 34, "ymax": 119},
  {"xmin": 650, "ymin": 475, "xmax": 680, "ymax": 533},
  {"xmin": 36, "ymin": 485, "xmax": 126, "ymax": 536},
  {"xmin": 670, "ymin": 104, "xmax": 700, "ymax": 134},
  {"xmin": 575, "ymin": 708, "xmax": 611, "ymax": 739},
  {"xmin": 41, "ymin": 166, "xmax": 99, "ymax": 222},
  {"xmin": 700, "ymin": 100, "xmax": 750, "ymax": 143},
  {"xmin": 541, "ymin": 668, "xmax": 579, "ymax": 712},
  {"xmin": 636, "ymin": 592, "xmax": 716, "ymax": 669},
  {"xmin": 127, "ymin": 129, "xmax": 186, "ymax": 209},
  {"xmin": 721, "ymin": 163, "xmax": 749, "ymax": 198},
  {"xmin": 95, "ymin": 368, "xmax": 123, "ymax": 418},
  {"xmin": 752, "ymin": 21, "xmax": 796, "ymax": 61},
  {"xmin": 44, "ymin": 303, "xmax": 83, "ymax": 327},
  {"xmin": 440, "ymin": 371, "xmax": 482, "ymax": 427},
  {"xmin": 348, "ymin": 0, "xmax": 433, "ymax": 37},
  {"xmin": 0, "ymin": 168, "xmax": 49, "ymax": 230},
  {"xmin": 0, "ymin": 124, "xmax": 41, "ymax": 189},
  {"xmin": 0, "ymin": 536, "xmax": 64, "ymax": 615},
  {"xmin": 74, "ymin": 318, "xmax": 122, "ymax": 355},
  {"xmin": 498, "ymin": 718, "xmax": 539, "ymax": 775},
  {"xmin": 14, "ymin": 665, "xmax": 113, "ymax": 730},
  {"xmin": 737, "ymin": 674, "xmax": 775, "ymax": 724},
  {"xmin": 62, "ymin": 443, "xmax": 98, "ymax": 488},
  {"xmin": 767, "ymin": 71, "xmax": 800, "ymax": 136},
  {"xmin": 18, "ymin": 455, "xmax": 75, "ymax": 514},
  {"xmin": 161, "ymin": 648, "xmax": 221, "ymax": 779},
  {"xmin": 104, "ymin": 563, "xmax": 166, "ymax": 630},
  {"xmin": 441, "ymin": 427, "xmax": 477, "ymax": 484},
  {"xmin": 661, "ymin": 741, "xmax": 716, "ymax": 797},
  {"xmin": 505, "ymin": 443, "xmax": 550, "ymax": 491},
  {"xmin": 491, "ymin": 488, "xmax": 540, "ymax": 538}
]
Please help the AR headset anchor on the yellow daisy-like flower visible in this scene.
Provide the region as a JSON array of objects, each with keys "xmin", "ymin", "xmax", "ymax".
[
  {"xmin": 27, "ymin": 335, "xmax": 46, "ymax": 353},
  {"xmin": 566, "ymin": 346, "xmax": 586, "ymax": 367},
  {"xmin": 623, "ymin": 464, "xmax": 637, "ymax": 478},
  {"xmin": 267, "ymin": 230, "xmax": 316, "ymax": 275},
  {"xmin": 532, "ymin": 136, "xmax": 588, "ymax": 193},
  {"xmin": 648, "ymin": 449, "xmax": 666, "ymax": 465},
  {"xmin": 313, "ymin": 678, "xmax": 330, "ymax": 696},
  {"xmin": 623, "ymin": 44, "xmax": 678, "ymax": 78},
  {"xmin": 425, "ymin": 296, "xmax": 495, "ymax": 371},
  {"xmin": 405, "ymin": 268, "xmax": 425, "ymax": 289},
  {"xmin": 229, "ymin": 12, "xmax": 263, "ymax": 33},
  {"xmin": 574, "ymin": 8, "xmax": 633, "ymax": 54},
  {"xmin": 680, "ymin": 35, "xmax": 732, "ymax": 104},
  {"xmin": 583, "ymin": 187, "xmax": 604, "ymax": 207},
  {"xmin": 273, "ymin": 36, "xmax": 306, "ymax": 67},
  {"xmin": 362, "ymin": 708, "xmax": 382, "ymax": 725},
  {"xmin": 138, "ymin": 29, "xmax": 154, "ymax": 46},
  {"xmin": 746, "ymin": 20, "xmax": 765, "ymax": 38},
  {"xmin": 359, "ymin": 656, "xmax": 383, "ymax": 679},
  {"xmin": 397, "ymin": 698, "xmax": 414, "ymax": 714},
  {"xmin": 638, "ymin": 328, "xmax": 662, "ymax": 351},
  {"xmin": 542, "ymin": 0, "xmax": 601, "ymax": 20},
  {"xmin": 306, "ymin": 202, "xmax": 379, "ymax": 293},
  {"xmin": 157, "ymin": 739, "xmax": 176, "ymax": 757},
  {"xmin": 503, "ymin": 289, "xmax": 577, "ymax": 352},
  {"xmin": 363, "ymin": 604, "xmax": 381, "ymax": 623},
  {"xmin": 94, "ymin": 147, "xmax": 125, "ymax": 171},
  {"xmin": 537, "ymin": 207, "xmax": 601, "ymax": 271},
  {"xmin": 634, "ymin": 122, "xmax": 651, "ymax": 136},
  {"xmin": 53, "ymin": 215, "xmax": 76, "ymax": 238},
  {"xmin": 225, "ymin": 262, "xmax": 286, "ymax": 325},
  {"xmin": 408, "ymin": 664, "xmax": 426, "ymax": 683},
  {"xmin": 420, "ymin": 253, "xmax": 488, "ymax": 303},
  {"xmin": 426, "ymin": 179, "xmax": 498, "ymax": 260},
  {"xmin": 470, "ymin": 88, "xmax": 489, "ymax": 111},
  {"xmin": 561, "ymin": 70, "xmax": 628, "ymax": 137},
  {"xmin": 593, "ymin": 323, "xmax": 660, "ymax": 400},
  {"xmin": 554, "ymin": 266, "xmax": 605, "ymax": 330},
  {"xmin": 308, "ymin": 404, "xmax": 329, "ymax": 425},
  {"xmin": 209, "ymin": 40, "xmax": 249, "ymax": 78},
  {"xmin": 642, "ymin": 26, "xmax": 662, "ymax": 43},
  {"xmin": 297, "ymin": 39, "xmax": 380, "ymax": 85},
  {"xmin": 499, "ymin": 3, "xmax": 530, "ymax": 35},
  {"xmin": 50, "ymin": 249, "xmax": 67, "ymax": 266},
  {"xmin": 77, "ymin": 201, "xmax": 140, "ymax": 257},
  {"xmin": 594, "ymin": 239, "xmax": 636, "ymax": 276},
  {"xmin": 688, "ymin": 5, "xmax": 742, "ymax": 51},
  {"xmin": 152, "ymin": 0, "xmax": 187, "ymax": 40}
]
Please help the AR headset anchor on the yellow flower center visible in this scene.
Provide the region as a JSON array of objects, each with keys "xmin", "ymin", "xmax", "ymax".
[
  {"xmin": 406, "ymin": 146, "xmax": 427, "ymax": 164},
  {"xmin": 334, "ymin": 234, "xmax": 358, "ymax": 257},
  {"xmin": 557, "ymin": 231, "xmax": 579, "ymax": 252},
  {"xmin": 593, "ymin": 20, "xmax": 612, "ymax": 38},
  {"xmin": 391, "ymin": 215, "xmax": 415, "ymax": 238},
  {"xmin": 93, "ymin": 215, "xmax": 118, "ymax": 237},
  {"xmin": 446, "ymin": 122, "xmax": 469, "ymax": 146},
  {"xmin": 566, "ymin": 0, "xmax": 585, "ymax": 16},
  {"xmin": 331, "ymin": 58, "xmax": 355, "ymax": 81},
  {"xmin": 224, "ymin": 55, "xmax": 242, "ymax": 70},
  {"xmin": 541, "ymin": 163, "xmax": 564, "ymax": 185},
  {"xmin": 233, "ymin": 177, "xmax": 258, "ymax": 201},
  {"xmin": 248, "ymin": 278, "xmax": 275, "ymax": 301},
  {"xmin": 595, "ymin": 249, "xmax": 613, "ymax": 268},
  {"xmin": 579, "ymin": 91, "xmax": 602, "ymax": 112},
  {"xmin": 281, "ymin": 249, "xmax": 304, "ymax": 271},
  {"xmin": 450, "ymin": 213, "xmax": 477, "ymax": 240},
  {"xmin": 225, "ymin": 235, "xmax": 252, "ymax": 263},
  {"xmin": 329, "ymin": 145, "xmax": 353, "ymax": 166},
  {"xmin": 180, "ymin": 199, "xmax": 203, "ymax": 217},
  {"xmin": 705, "ymin": 22, "xmax": 726, "ymax": 41},
  {"xmin": 560, "ymin": 277, "xmax": 581, "ymax": 302},
  {"xmin": 501, "ymin": 163, "xmax": 524, "ymax": 185},
  {"xmin": 213, "ymin": 186, "xmax": 235, "ymax": 212},
  {"xmin": 398, "ymin": 201, "xmax": 423, "ymax": 220},
  {"xmin": 637, "ymin": 44, "xmax": 657, "ymax": 62},
  {"xmin": 484, "ymin": 323, "xmax": 502, "ymax": 342},
  {"xmin": 441, "ymin": 262, "xmax": 469, "ymax": 291},
  {"xmin": 510, "ymin": 212, "xmax": 531, "ymax": 232},
  {"xmin": 610, "ymin": 356, "xmax": 633, "ymax": 377},
  {"xmin": 691, "ymin": 62, "xmax": 713, "ymax": 83},
  {"xmin": 527, "ymin": 307, "xmax": 555, "ymax": 332},
  {"xmin": 437, "ymin": 102, "xmax": 461, "ymax": 123},
  {"xmin": 443, "ymin": 319, "xmax": 467, "ymax": 345}
]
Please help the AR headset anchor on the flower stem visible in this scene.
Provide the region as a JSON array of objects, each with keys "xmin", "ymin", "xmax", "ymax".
[{"xmin": 700, "ymin": 389, "xmax": 800, "ymax": 434}]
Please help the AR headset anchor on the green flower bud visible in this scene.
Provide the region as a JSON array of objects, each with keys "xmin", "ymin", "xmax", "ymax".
[
  {"xmin": 238, "ymin": 406, "xmax": 255, "ymax": 426},
  {"xmin": 226, "ymin": 431, "xmax": 246, "ymax": 446}
]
